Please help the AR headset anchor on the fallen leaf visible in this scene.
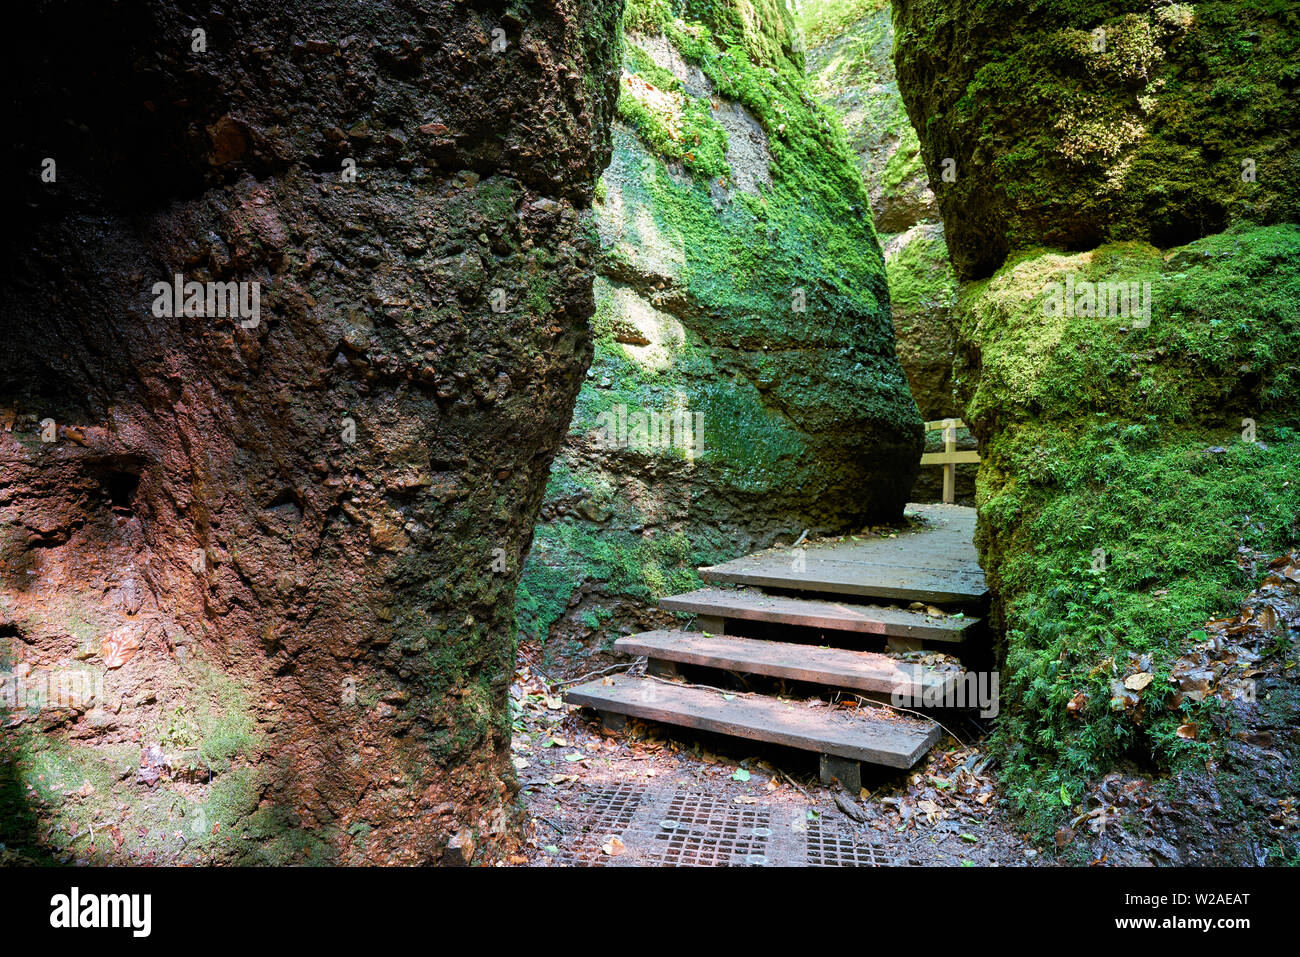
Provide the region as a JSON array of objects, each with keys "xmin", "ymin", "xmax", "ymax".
[
  {"xmin": 1124, "ymin": 672, "xmax": 1154, "ymax": 691},
  {"xmin": 100, "ymin": 628, "xmax": 140, "ymax": 669},
  {"xmin": 601, "ymin": 835, "xmax": 627, "ymax": 857}
]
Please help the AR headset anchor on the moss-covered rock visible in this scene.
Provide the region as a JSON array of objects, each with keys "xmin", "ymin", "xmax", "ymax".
[
  {"xmin": 887, "ymin": 0, "xmax": 1300, "ymax": 854},
  {"xmin": 0, "ymin": 0, "xmax": 624, "ymax": 865},
  {"xmin": 956, "ymin": 222, "xmax": 1300, "ymax": 842},
  {"xmin": 802, "ymin": 0, "xmax": 937, "ymax": 231},
  {"xmin": 800, "ymin": 0, "xmax": 968, "ymax": 501},
  {"xmin": 894, "ymin": 0, "xmax": 1300, "ymax": 280},
  {"xmin": 519, "ymin": 0, "xmax": 922, "ymax": 650}
]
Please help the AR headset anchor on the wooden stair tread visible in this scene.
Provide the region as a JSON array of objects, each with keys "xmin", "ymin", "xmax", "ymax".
[
  {"xmin": 658, "ymin": 587, "xmax": 975, "ymax": 642},
  {"xmin": 614, "ymin": 629, "xmax": 960, "ymax": 696},
  {"xmin": 565, "ymin": 675, "xmax": 940, "ymax": 769},
  {"xmin": 700, "ymin": 504, "xmax": 987, "ymax": 604},
  {"xmin": 700, "ymin": 555, "xmax": 986, "ymax": 603}
]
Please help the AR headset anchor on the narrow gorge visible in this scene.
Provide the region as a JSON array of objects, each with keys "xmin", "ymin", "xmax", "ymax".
[{"xmin": 1, "ymin": 0, "xmax": 1296, "ymax": 872}]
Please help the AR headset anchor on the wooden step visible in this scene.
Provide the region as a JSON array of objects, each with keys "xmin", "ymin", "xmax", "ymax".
[
  {"xmin": 614, "ymin": 630, "xmax": 960, "ymax": 698},
  {"xmin": 700, "ymin": 553, "xmax": 986, "ymax": 604},
  {"xmin": 565, "ymin": 674, "xmax": 940, "ymax": 770},
  {"xmin": 700, "ymin": 503, "xmax": 987, "ymax": 605},
  {"xmin": 658, "ymin": 587, "xmax": 975, "ymax": 643}
]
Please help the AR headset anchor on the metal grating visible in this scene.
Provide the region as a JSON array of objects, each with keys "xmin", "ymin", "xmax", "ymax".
[
  {"xmin": 804, "ymin": 819, "xmax": 889, "ymax": 867},
  {"xmin": 641, "ymin": 792, "xmax": 772, "ymax": 867},
  {"xmin": 549, "ymin": 783, "xmax": 647, "ymax": 866}
]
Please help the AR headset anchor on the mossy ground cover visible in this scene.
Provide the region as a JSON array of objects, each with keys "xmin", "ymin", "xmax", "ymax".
[
  {"xmin": 960, "ymin": 223, "xmax": 1300, "ymax": 838},
  {"xmin": 0, "ymin": 651, "xmax": 277, "ymax": 864}
]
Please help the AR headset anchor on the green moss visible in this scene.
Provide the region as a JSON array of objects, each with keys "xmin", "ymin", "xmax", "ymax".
[
  {"xmin": 885, "ymin": 228, "xmax": 957, "ymax": 325},
  {"xmin": 624, "ymin": 0, "xmax": 677, "ymax": 34},
  {"xmin": 524, "ymin": 1, "xmax": 921, "ymax": 646},
  {"xmin": 238, "ymin": 804, "xmax": 337, "ymax": 866},
  {"xmin": 988, "ymin": 424, "xmax": 1299, "ymax": 839},
  {"xmin": 517, "ymin": 494, "xmax": 732, "ymax": 643},
  {"xmin": 894, "ymin": 0, "xmax": 1300, "ymax": 278},
  {"xmin": 880, "ymin": 123, "xmax": 923, "ymax": 194},
  {"xmin": 618, "ymin": 42, "xmax": 731, "ymax": 180},
  {"xmin": 959, "ymin": 223, "xmax": 1300, "ymax": 429},
  {"xmin": 168, "ymin": 658, "xmax": 260, "ymax": 775},
  {"xmin": 797, "ymin": 0, "xmax": 889, "ymax": 48},
  {"xmin": 959, "ymin": 223, "xmax": 1300, "ymax": 839},
  {"xmin": 0, "ymin": 730, "xmax": 136, "ymax": 862}
]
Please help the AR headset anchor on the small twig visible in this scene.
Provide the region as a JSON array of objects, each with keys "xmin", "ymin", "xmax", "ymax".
[
  {"xmin": 536, "ymin": 816, "xmax": 566, "ymax": 837},
  {"xmin": 779, "ymin": 768, "xmax": 813, "ymax": 802},
  {"xmin": 641, "ymin": 673, "xmax": 762, "ymax": 698},
  {"xmin": 538, "ymin": 660, "xmax": 639, "ymax": 689},
  {"xmin": 841, "ymin": 691, "xmax": 966, "ymax": 745}
]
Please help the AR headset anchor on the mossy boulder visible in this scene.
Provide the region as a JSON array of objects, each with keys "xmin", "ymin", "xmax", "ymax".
[
  {"xmin": 888, "ymin": 0, "xmax": 1300, "ymax": 853},
  {"xmin": 518, "ymin": 0, "xmax": 922, "ymax": 650},
  {"xmin": 800, "ymin": 0, "xmax": 968, "ymax": 501},
  {"xmin": 893, "ymin": 0, "xmax": 1300, "ymax": 280},
  {"xmin": 955, "ymin": 222, "xmax": 1300, "ymax": 842}
]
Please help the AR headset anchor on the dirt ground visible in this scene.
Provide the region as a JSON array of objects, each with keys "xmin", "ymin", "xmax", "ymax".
[{"xmin": 502, "ymin": 650, "xmax": 1042, "ymax": 867}]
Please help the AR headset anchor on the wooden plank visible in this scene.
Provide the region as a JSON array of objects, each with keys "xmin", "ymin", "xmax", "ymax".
[
  {"xmin": 614, "ymin": 629, "xmax": 960, "ymax": 698},
  {"xmin": 700, "ymin": 504, "xmax": 987, "ymax": 603},
  {"xmin": 701, "ymin": 558, "xmax": 986, "ymax": 603},
  {"xmin": 920, "ymin": 450, "xmax": 980, "ymax": 465},
  {"xmin": 658, "ymin": 587, "xmax": 975, "ymax": 642},
  {"xmin": 923, "ymin": 419, "xmax": 967, "ymax": 431},
  {"xmin": 564, "ymin": 675, "xmax": 940, "ymax": 769}
]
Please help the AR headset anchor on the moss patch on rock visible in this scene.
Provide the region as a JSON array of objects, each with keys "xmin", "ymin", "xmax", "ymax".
[
  {"xmin": 894, "ymin": 0, "xmax": 1300, "ymax": 279},
  {"xmin": 519, "ymin": 1, "xmax": 922, "ymax": 650},
  {"xmin": 957, "ymin": 222, "xmax": 1300, "ymax": 838}
]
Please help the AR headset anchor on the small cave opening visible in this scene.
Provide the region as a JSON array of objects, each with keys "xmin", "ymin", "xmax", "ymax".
[
  {"xmin": 88, "ymin": 458, "xmax": 144, "ymax": 517},
  {"xmin": 264, "ymin": 488, "xmax": 305, "ymax": 523},
  {"xmin": 103, "ymin": 470, "xmax": 141, "ymax": 514}
]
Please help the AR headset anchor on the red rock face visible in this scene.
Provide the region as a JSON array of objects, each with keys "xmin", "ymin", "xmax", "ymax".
[{"xmin": 0, "ymin": 0, "xmax": 622, "ymax": 864}]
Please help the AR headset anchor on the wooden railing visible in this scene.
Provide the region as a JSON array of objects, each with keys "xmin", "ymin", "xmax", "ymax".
[{"xmin": 920, "ymin": 418, "xmax": 979, "ymax": 504}]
